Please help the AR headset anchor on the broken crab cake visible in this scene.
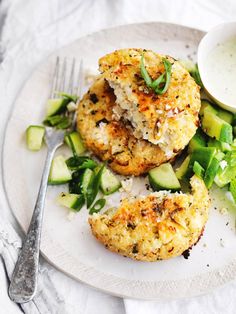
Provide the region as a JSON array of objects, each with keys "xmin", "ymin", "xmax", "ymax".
[
  {"xmin": 77, "ymin": 76, "xmax": 173, "ymax": 176},
  {"xmin": 89, "ymin": 175, "xmax": 210, "ymax": 261},
  {"xmin": 99, "ymin": 48, "xmax": 201, "ymax": 157}
]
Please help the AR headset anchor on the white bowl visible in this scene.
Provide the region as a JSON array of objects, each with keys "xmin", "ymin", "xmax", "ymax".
[{"xmin": 198, "ymin": 22, "xmax": 236, "ymax": 112}]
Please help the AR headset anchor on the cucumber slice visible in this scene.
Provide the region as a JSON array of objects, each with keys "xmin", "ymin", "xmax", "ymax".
[
  {"xmin": 100, "ymin": 167, "xmax": 121, "ymax": 195},
  {"xmin": 46, "ymin": 98, "xmax": 70, "ymax": 117},
  {"xmin": 48, "ymin": 155, "xmax": 72, "ymax": 185},
  {"xmin": 149, "ymin": 163, "xmax": 181, "ymax": 191},
  {"xmin": 57, "ymin": 193, "xmax": 84, "ymax": 211},
  {"xmin": 215, "ymin": 151, "xmax": 225, "ymax": 161},
  {"xmin": 208, "ymin": 138, "xmax": 231, "ymax": 152},
  {"xmin": 204, "ymin": 157, "xmax": 220, "ymax": 189},
  {"xmin": 202, "ymin": 111, "xmax": 233, "ymax": 144},
  {"xmin": 175, "ymin": 155, "xmax": 190, "ymax": 180},
  {"xmin": 188, "ymin": 129, "xmax": 206, "ymax": 153},
  {"xmin": 191, "ymin": 147, "xmax": 216, "ymax": 169},
  {"xmin": 65, "ymin": 131, "xmax": 86, "ymax": 155},
  {"xmin": 185, "ymin": 147, "xmax": 216, "ymax": 179},
  {"xmin": 214, "ymin": 152, "xmax": 236, "ymax": 187},
  {"xmin": 218, "ymin": 108, "xmax": 233, "ymax": 124},
  {"xmin": 193, "ymin": 161, "xmax": 205, "ymax": 179},
  {"xmin": 26, "ymin": 125, "xmax": 45, "ymax": 151},
  {"xmin": 207, "ymin": 138, "xmax": 221, "ymax": 150},
  {"xmin": 199, "ymin": 100, "xmax": 218, "ymax": 117},
  {"xmin": 230, "ymin": 178, "xmax": 236, "ymax": 203},
  {"xmin": 81, "ymin": 168, "xmax": 94, "ymax": 195}
]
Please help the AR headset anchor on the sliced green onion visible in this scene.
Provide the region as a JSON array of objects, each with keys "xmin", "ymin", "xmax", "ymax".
[
  {"xmin": 140, "ymin": 55, "xmax": 172, "ymax": 95},
  {"xmin": 86, "ymin": 164, "xmax": 105, "ymax": 208},
  {"xmin": 65, "ymin": 132, "xmax": 77, "ymax": 156},
  {"xmin": 89, "ymin": 198, "xmax": 106, "ymax": 214},
  {"xmin": 43, "ymin": 115, "xmax": 71, "ymax": 129},
  {"xmin": 140, "ymin": 54, "xmax": 153, "ymax": 87}
]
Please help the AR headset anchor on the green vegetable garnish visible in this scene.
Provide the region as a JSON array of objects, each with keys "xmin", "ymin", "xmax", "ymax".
[
  {"xmin": 86, "ymin": 164, "xmax": 105, "ymax": 208},
  {"xmin": 89, "ymin": 198, "xmax": 106, "ymax": 214},
  {"xmin": 57, "ymin": 92, "xmax": 78, "ymax": 103},
  {"xmin": 43, "ymin": 115, "xmax": 71, "ymax": 129},
  {"xmin": 140, "ymin": 54, "xmax": 153, "ymax": 87},
  {"xmin": 140, "ymin": 54, "xmax": 172, "ymax": 95},
  {"xmin": 66, "ymin": 156, "xmax": 97, "ymax": 171}
]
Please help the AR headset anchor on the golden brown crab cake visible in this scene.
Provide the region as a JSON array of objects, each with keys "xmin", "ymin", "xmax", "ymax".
[
  {"xmin": 89, "ymin": 175, "xmax": 210, "ymax": 261},
  {"xmin": 77, "ymin": 76, "xmax": 173, "ymax": 176},
  {"xmin": 99, "ymin": 48, "xmax": 201, "ymax": 157}
]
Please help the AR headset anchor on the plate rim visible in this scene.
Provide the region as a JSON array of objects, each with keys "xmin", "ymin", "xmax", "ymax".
[{"xmin": 3, "ymin": 21, "xmax": 235, "ymax": 301}]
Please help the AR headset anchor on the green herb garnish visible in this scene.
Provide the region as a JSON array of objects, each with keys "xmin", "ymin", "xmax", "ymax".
[
  {"xmin": 43, "ymin": 115, "xmax": 71, "ymax": 129},
  {"xmin": 86, "ymin": 164, "xmax": 105, "ymax": 208},
  {"xmin": 89, "ymin": 198, "xmax": 106, "ymax": 214},
  {"xmin": 66, "ymin": 156, "xmax": 97, "ymax": 171},
  {"xmin": 140, "ymin": 54, "xmax": 172, "ymax": 95}
]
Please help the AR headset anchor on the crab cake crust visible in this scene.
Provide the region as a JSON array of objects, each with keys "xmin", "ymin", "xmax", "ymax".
[
  {"xmin": 77, "ymin": 76, "xmax": 174, "ymax": 176},
  {"xmin": 99, "ymin": 48, "xmax": 201, "ymax": 157},
  {"xmin": 89, "ymin": 176, "xmax": 210, "ymax": 261}
]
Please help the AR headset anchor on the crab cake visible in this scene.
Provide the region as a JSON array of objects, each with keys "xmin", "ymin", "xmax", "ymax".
[
  {"xmin": 99, "ymin": 48, "xmax": 201, "ymax": 157},
  {"xmin": 89, "ymin": 175, "xmax": 210, "ymax": 261},
  {"xmin": 77, "ymin": 76, "xmax": 174, "ymax": 176}
]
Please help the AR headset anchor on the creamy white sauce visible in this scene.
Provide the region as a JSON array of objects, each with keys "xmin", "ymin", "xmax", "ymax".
[{"xmin": 204, "ymin": 37, "xmax": 236, "ymax": 107}]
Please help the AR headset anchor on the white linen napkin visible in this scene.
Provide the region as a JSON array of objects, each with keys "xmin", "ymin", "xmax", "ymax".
[{"xmin": 1, "ymin": 0, "xmax": 236, "ymax": 313}]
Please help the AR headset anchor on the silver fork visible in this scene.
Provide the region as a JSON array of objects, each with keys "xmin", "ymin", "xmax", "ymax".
[{"xmin": 9, "ymin": 57, "xmax": 83, "ymax": 303}]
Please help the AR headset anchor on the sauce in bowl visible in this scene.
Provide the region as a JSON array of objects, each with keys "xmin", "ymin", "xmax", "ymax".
[
  {"xmin": 198, "ymin": 22, "xmax": 236, "ymax": 112},
  {"xmin": 203, "ymin": 37, "xmax": 236, "ymax": 107}
]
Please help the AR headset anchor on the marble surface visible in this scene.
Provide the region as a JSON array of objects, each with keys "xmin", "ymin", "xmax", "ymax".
[{"xmin": 1, "ymin": 0, "xmax": 236, "ymax": 313}]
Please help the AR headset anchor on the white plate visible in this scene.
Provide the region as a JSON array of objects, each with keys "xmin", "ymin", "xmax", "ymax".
[{"xmin": 3, "ymin": 22, "xmax": 236, "ymax": 300}]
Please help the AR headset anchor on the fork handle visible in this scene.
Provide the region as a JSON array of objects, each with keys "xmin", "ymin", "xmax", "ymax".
[{"xmin": 9, "ymin": 147, "xmax": 57, "ymax": 303}]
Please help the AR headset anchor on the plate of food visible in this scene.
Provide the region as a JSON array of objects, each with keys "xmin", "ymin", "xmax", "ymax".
[{"xmin": 3, "ymin": 22, "xmax": 236, "ymax": 300}]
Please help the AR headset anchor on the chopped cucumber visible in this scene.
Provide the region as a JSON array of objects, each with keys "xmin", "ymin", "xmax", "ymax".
[
  {"xmin": 214, "ymin": 152, "xmax": 236, "ymax": 187},
  {"xmin": 201, "ymin": 110, "xmax": 232, "ymax": 144},
  {"xmin": 190, "ymin": 147, "xmax": 216, "ymax": 169},
  {"xmin": 86, "ymin": 164, "xmax": 105, "ymax": 208},
  {"xmin": 221, "ymin": 142, "xmax": 232, "ymax": 152},
  {"xmin": 149, "ymin": 163, "xmax": 181, "ymax": 191},
  {"xmin": 48, "ymin": 155, "xmax": 72, "ymax": 185},
  {"xmin": 230, "ymin": 178, "xmax": 236, "ymax": 203},
  {"xmin": 193, "ymin": 161, "xmax": 205, "ymax": 179},
  {"xmin": 185, "ymin": 147, "xmax": 216, "ymax": 179},
  {"xmin": 65, "ymin": 131, "xmax": 85, "ymax": 155},
  {"xmin": 199, "ymin": 100, "xmax": 217, "ymax": 117},
  {"xmin": 204, "ymin": 157, "xmax": 220, "ymax": 189},
  {"xmin": 100, "ymin": 167, "xmax": 121, "ymax": 195},
  {"xmin": 57, "ymin": 193, "xmax": 84, "ymax": 211},
  {"xmin": 218, "ymin": 108, "xmax": 233, "ymax": 124},
  {"xmin": 26, "ymin": 125, "xmax": 45, "ymax": 151},
  {"xmin": 188, "ymin": 129, "xmax": 206, "ymax": 153},
  {"xmin": 81, "ymin": 168, "xmax": 94, "ymax": 195},
  {"xmin": 175, "ymin": 155, "xmax": 190, "ymax": 180},
  {"xmin": 208, "ymin": 138, "xmax": 231, "ymax": 152},
  {"xmin": 215, "ymin": 151, "xmax": 225, "ymax": 161},
  {"xmin": 46, "ymin": 98, "xmax": 70, "ymax": 117}
]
